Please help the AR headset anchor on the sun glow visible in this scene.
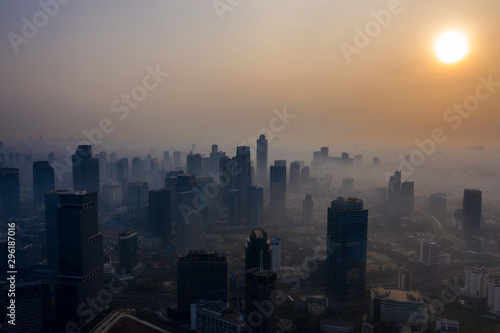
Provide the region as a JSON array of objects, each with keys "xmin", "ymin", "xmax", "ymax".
[{"xmin": 434, "ymin": 30, "xmax": 469, "ymax": 64}]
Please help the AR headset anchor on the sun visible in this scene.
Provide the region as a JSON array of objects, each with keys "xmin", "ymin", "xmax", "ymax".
[{"xmin": 434, "ymin": 30, "xmax": 469, "ymax": 64}]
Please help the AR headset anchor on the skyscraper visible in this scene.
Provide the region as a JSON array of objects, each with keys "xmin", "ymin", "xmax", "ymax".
[
  {"xmin": 119, "ymin": 228, "xmax": 138, "ymax": 275},
  {"xmin": 429, "ymin": 193, "xmax": 446, "ymax": 219},
  {"xmin": 301, "ymin": 165, "xmax": 310, "ymax": 185},
  {"xmin": 289, "ymin": 161, "xmax": 301, "ymax": 193},
  {"xmin": 326, "ymin": 197, "xmax": 368, "ymax": 308},
  {"xmin": 186, "ymin": 153, "xmax": 202, "ymax": 175},
  {"xmin": 387, "ymin": 170, "xmax": 401, "ymax": 207},
  {"xmin": 245, "ymin": 268, "xmax": 278, "ymax": 333},
  {"xmin": 245, "ymin": 229, "xmax": 272, "ymax": 272},
  {"xmin": 72, "ymin": 145, "xmax": 99, "ymax": 193},
  {"xmin": 33, "ymin": 161, "xmax": 55, "ymax": 207},
  {"xmin": 55, "ymin": 191, "xmax": 104, "ymax": 328},
  {"xmin": 256, "ymin": 134, "xmax": 268, "ymax": 185},
  {"xmin": 177, "ymin": 251, "xmax": 228, "ymax": 323},
  {"xmin": 173, "ymin": 151, "xmax": 182, "ymax": 168},
  {"xmin": 219, "ymin": 156, "xmax": 236, "ymax": 209},
  {"xmin": 270, "ymin": 162, "xmax": 286, "ymax": 219},
  {"xmin": 463, "ymin": 189, "xmax": 482, "ymax": 239},
  {"xmin": 236, "ymin": 146, "xmax": 252, "ymax": 220},
  {"xmin": 248, "ymin": 185, "xmax": 263, "ymax": 227},
  {"xmin": 303, "ymin": 193, "xmax": 314, "ymax": 223},
  {"xmin": 400, "ymin": 181, "xmax": 414, "ymax": 215},
  {"xmin": 128, "ymin": 181, "xmax": 149, "ymax": 228},
  {"xmin": 0, "ymin": 168, "xmax": 20, "ymax": 219},
  {"xmin": 148, "ymin": 189, "xmax": 172, "ymax": 245},
  {"xmin": 270, "ymin": 237, "xmax": 281, "ymax": 272}
]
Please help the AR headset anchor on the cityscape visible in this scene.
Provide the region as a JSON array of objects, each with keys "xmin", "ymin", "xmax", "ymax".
[{"xmin": 1, "ymin": 1, "xmax": 500, "ymax": 333}]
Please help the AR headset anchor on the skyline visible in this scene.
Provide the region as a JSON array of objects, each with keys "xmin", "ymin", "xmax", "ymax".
[{"xmin": 1, "ymin": 0, "xmax": 500, "ymax": 150}]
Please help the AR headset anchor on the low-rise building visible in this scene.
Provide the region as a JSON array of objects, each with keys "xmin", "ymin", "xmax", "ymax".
[{"xmin": 370, "ymin": 287, "xmax": 424, "ymax": 324}]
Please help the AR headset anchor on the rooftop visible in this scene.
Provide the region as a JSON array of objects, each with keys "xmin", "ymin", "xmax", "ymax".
[{"xmin": 371, "ymin": 287, "xmax": 423, "ymax": 303}]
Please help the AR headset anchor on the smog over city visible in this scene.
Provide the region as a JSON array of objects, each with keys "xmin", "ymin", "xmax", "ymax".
[{"xmin": 1, "ymin": 1, "xmax": 500, "ymax": 332}]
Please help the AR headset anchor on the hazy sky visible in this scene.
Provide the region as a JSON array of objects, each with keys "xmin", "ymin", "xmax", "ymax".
[{"xmin": 1, "ymin": 0, "xmax": 500, "ymax": 152}]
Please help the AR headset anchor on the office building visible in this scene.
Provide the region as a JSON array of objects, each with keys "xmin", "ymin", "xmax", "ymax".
[
  {"xmin": 247, "ymin": 185, "xmax": 263, "ymax": 227},
  {"xmin": 301, "ymin": 166, "xmax": 310, "ymax": 185},
  {"xmin": 236, "ymin": 146, "xmax": 252, "ymax": 219},
  {"xmin": 119, "ymin": 229, "xmax": 138, "ymax": 275},
  {"xmin": 289, "ymin": 161, "xmax": 301, "ymax": 193},
  {"xmin": 148, "ymin": 189, "xmax": 171, "ymax": 245},
  {"xmin": 464, "ymin": 266, "xmax": 489, "ymax": 299},
  {"xmin": 270, "ymin": 162, "xmax": 286, "ymax": 219},
  {"xmin": 219, "ymin": 156, "xmax": 236, "ymax": 208},
  {"xmin": 256, "ymin": 134, "xmax": 268, "ymax": 185},
  {"xmin": 400, "ymin": 181, "xmax": 414, "ymax": 215},
  {"xmin": 191, "ymin": 302, "xmax": 247, "ymax": 333},
  {"xmin": 398, "ymin": 267, "xmax": 413, "ymax": 290},
  {"xmin": 245, "ymin": 229, "xmax": 272, "ymax": 272},
  {"xmin": 270, "ymin": 237, "xmax": 281, "ymax": 272},
  {"xmin": 0, "ymin": 168, "xmax": 20, "ymax": 219},
  {"xmin": 186, "ymin": 153, "xmax": 202, "ymax": 176},
  {"xmin": 370, "ymin": 287, "xmax": 424, "ymax": 324},
  {"xmin": 177, "ymin": 251, "xmax": 228, "ymax": 323},
  {"xmin": 387, "ymin": 170, "xmax": 401, "ymax": 206},
  {"xmin": 244, "ymin": 268, "xmax": 278, "ymax": 333},
  {"xmin": 435, "ymin": 318, "xmax": 459, "ymax": 333},
  {"xmin": 33, "ymin": 161, "xmax": 55, "ymax": 207},
  {"xmin": 326, "ymin": 197, "xmax": 368, "ymax": 308},
  {"xmin": 128, "ymin": 182, "xmax": 149, "ymax": 228},
  {"xmin": 487, "ymin": 278, "xmax": 500, "ymax": 314},
  {"xmin": 72, "ymin": 145, "xmax": 99, "ymax": 193},
  {"xmin": 303, "ymin": 193, "xmax": 314, "ymax": 223},
  {"xmin": 462, "ymin": 189, "xmax": 482, "ymax": 239},
  {"xmin": 55, "ymin": 191, "xmax": 104, "ymax": 328}
]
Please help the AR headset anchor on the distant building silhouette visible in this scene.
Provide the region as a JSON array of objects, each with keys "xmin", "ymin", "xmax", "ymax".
[
  {"xmin": 177, "ymin": 251, "xmax": 228, "ymax": 323},
  {"xmin": 148, "ymin": 189, "xmax": 171, "ymax": 245},
  {"xmin": 128, "ymin": 181, "xmax": 149, "ymax": 228},
  {"xmin": 400, "ymin": 181, "xmax": 414, "ymax": 215},
  {"xmin": 245, "ymin": 229, "xmax": 272, "ymax": 272},
  {"xmin": 244, "ymin": 268, "xmax": 278, "ymax": 333},
  {"xmin": 387, "ymin": 170, "xmax": 401, "ymax": 207},
  {"xmin": 33, "ymin": 161, "xmax": 55, "ymax": 208},
  {"xmin": 0, "ymin": 168, "xmax": 20, "ymax": 219},
  {"xmin": 186, "ymin": 152, "xmax": 202, "ymax": 176},
  {"xmin": 289, "ymin": 161, "xmax": 301, "ymax": 193},
  {"xmin": 55, "ymin": 191, "xmax": 103, "ymax": 328},
  {"xmin": 247, "ymin": 185, "xmax": 263, "ymax": 227},
  {"xmin": 256, "ymin": 134, "xmax": 268, "ymax": 185},
  {"xmin": 429, "ymin": 193, "xmax": 446, "ymax": 219},
  {"xmin": 119, "ymin": 228, "xmax": 138, "ymax": 275},
  {"xmin": 462, "ymin": 189, "xmax": 482, "ymax": 239},
  {"xmin": 270, "ymin": 162, "xmax": 286, "ymax": 219},
  {"xmin": 235, "ymin": 146, "xmax": 252, "ymax": 220},
  {"xmin": 303, "ymin": 193, "xmax": 314, "ymax": 223},
  {"xmin": 327, "ymin": 197, "xmax": 368, "ymax": 308},
  {"xmin": 72, "ymin": 145, "xmax": 99, "ymax": 193},
  {"xmin": 270, "ymin": 237, "xmax": 281, "ymax": 272}
]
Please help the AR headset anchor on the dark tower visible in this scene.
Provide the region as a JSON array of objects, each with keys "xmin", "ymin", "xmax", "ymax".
[
  {"xmin": 462, "ymin": 189, "xmax": 482, "ymax": 239},
  {"xmin": 289, "ymin": 161, "xmax": 301, "ymax": 193},
  {"xmin": 303, "ymin": 193, "xmax": 314, "ymax": 223},
  {"xmin": 55, "ymin": 191, "xmax": 104, "ymax": 328},
  {"xmin": 400, "ymin": 181, "xmax": 414, "ymax": 215},
  {"xmin": 244, "ymin": 268, "xmax": 278, "ymax": 333},
  {"xmin": 326, "ymin": 197, "xmax": 368, "ymax": 309},
  {"xmin": 270, "ymin": 162, "xmax": 286, "ymax": 219},
  {"xmin": 245, "ymin": 229, "xmax": 272, "ymax": 272},
  {"xmin": 148, "ymin": 189, "xmax": 172, "ymax": 245},
  {"xmin": 177, "ymin": 251, "xmax": 228, "ymax": 323},
  {"xmin": 33, "ymin": 161, "xmax": 55, "ymax": 207},
  {"xmin": 256, "ymin": 134, "xmax": 268, "ymax": 185},
  {"xmin": 236, "ymin": 146, "xmax": 252, "ymax": 219},
  {"xmin": 119, "ymin": 228, "xmax": 138, "ymax": 275},
  {"xmin": 0, "ymin": 168, "xmax": 20, "ymax": 219},
  {"xmin": 72, "ymin": 145, "xmax": 99, "ymax": 193},
  {"xmin": 248, "ymin": 185, "xmax": 264, "ymax": 227}
]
